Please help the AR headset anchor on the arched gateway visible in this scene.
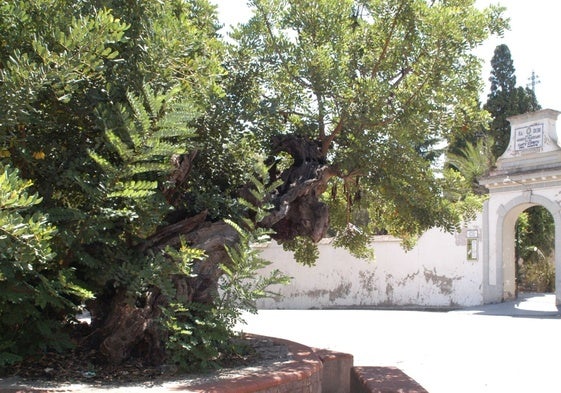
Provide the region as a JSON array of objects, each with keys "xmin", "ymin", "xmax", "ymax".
[{"xmin": 480, "ymin": 109, "xmax": 561, "ymax": 305}]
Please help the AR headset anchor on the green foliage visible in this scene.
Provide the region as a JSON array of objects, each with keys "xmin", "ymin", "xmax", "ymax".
[
  {"xmin": 219, "ymin": 170, "xmax": 289, "ymax": 331},
  {"xmin": 447, "ymin": 137, "xmax": 495, "ymax": 194},
  {"xmin": 0, "ymin": 2, "xmax": 137, "ymax": 297},
  {"xmin": 0, "ymin": 165, "xmax": 53, "ymax": 263},
  {"xmin": 82, "ymin": 84, "xmax": 202, "ymax": 296},
  {"xmin": 518, "ymin": 257, "xmax": 555, "ymax": 293},
  {"xmin": 162, "ymin": 301, "xmax": 232, "ymax": 371},
  {"xmin": 0, "ymin": 0, "xmax": 225, "ymax": 367},
  {"xmin": 324, "ymin": 162, "xmax": 485, "ymax": 253},
  {"xmin": 0, "ymin": 164, "xmax": 86, "ymax": 366},
  {"xmin": 515, "ymin": 207, "xmax": 555, "ymax": 292},
  {"xmin": 162, "ymin": 172, "xmax": 289, "ymax": 371},
  {"xmin": 332, "ymin": 225, "xmax": 374, "ymax": 260},
  {"xmin": 518, "ymin": 207, "xmax": 555, "ymax": 260},
  {"xmin": 220, "ymin": 224, "xmax": 290, "ymax": 319},
  {"xmin": 159, "ymin": 244, "xmax": 230, "ymax": 371},
  {"xmin": 230, "ymin": 0, "xmax": 505, "ymax": 254},
  {"xmin": 282, "ymin": 236, "xmax": 321, "ymax": 266}
]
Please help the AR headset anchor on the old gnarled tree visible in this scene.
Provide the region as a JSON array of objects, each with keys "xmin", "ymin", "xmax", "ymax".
[{"xmin": 0, "ymin": 0, "xmax": 506, "ymax": 369}]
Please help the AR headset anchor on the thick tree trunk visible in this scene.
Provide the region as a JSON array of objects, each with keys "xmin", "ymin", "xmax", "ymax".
[
  {"xmin": 87, "ymin": 218, "xmax": 240, "ymax": 364},
  {"xmin": 262, "ymin": 135, "xmax": 333, "ymax": 242},
  {"xmin": 85, "ymin": 134, "xmax": 332, "ymax": 365}
]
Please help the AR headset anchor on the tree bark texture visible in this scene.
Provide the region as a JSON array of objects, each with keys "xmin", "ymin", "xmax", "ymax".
[{"xmin": 263, "ymin": 135, "xmax": 332, "ymax": 242}]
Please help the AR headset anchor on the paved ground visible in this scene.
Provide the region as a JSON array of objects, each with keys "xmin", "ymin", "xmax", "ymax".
[
  {"xmin": 2, "ymin": 293, "xmax": 558, "ymax": 392},
  {"xmin": 236, "ymin": 293, "xmax": 561, "ymax": 393}
]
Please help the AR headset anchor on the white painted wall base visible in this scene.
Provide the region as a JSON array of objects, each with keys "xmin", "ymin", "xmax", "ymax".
[{"xmin": 257, "ymin": 221, "xmax": 484, "ymax": 309}]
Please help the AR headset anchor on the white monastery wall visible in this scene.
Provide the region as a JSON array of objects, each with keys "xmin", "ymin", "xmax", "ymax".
[{"xmin": 256, "ymin": 216, "xmax": 484, "ymax": 309}]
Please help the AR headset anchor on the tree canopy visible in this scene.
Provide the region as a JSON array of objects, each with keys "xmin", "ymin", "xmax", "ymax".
[
  {"xmin": 227, "ymin": 0, "xmax": 506, "ymax": 249},
  {"xmin": 0, "ymin": 0, "xmax": 506, "ymax": 371}
]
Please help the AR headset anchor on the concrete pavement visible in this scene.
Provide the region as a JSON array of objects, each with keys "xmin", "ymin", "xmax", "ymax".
[
  {"xmin": 236, "ymin": 293, "xmax": 561, "ymax": 393},
  {"xmin": 1, "ymin": 293, "xmax": 558, "ymax": 392}
]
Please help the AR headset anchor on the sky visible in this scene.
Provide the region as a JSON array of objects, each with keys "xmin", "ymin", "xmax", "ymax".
[
  {"xmin": 212, "ymin": 0, "xmax": 561, "ymax": 110},
  {"xmin": 474, "ymin": 0, "xmax": 561, "ymax": 110}
]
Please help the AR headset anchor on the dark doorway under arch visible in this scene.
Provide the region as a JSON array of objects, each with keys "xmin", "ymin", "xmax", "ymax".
[{"xmin": 515, "ymin": 205, "xmax": 555, "ymax": 294}]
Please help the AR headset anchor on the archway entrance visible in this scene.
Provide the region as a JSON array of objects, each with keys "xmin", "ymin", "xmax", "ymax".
[
  {"xmin": 480, "ymin": 109, "xmax": 561, "ymax": 305},
  {"xmin": 515, "ymin": 206, "xmax": 555, "ymax": 294},
  {"xmin": 500, "ymin": 203, "xmax": 555, "ymax": 300}
]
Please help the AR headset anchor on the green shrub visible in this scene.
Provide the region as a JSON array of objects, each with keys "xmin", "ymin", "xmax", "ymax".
[
  {"xmin": 0, "ymin": 164, "xmax": 88, "ymax": 366},
  {"xmin": 162, "ymin": 170, "xmax": 290, "ymax": 371},
  {"xmin": 518, "ymin": 253, "xmax": 555, "ymax": 293}
]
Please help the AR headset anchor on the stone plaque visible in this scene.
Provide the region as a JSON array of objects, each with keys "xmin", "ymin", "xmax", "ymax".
[{"xmin": 514, "ymin": 123, "xmax": 543, "ymax": 151}]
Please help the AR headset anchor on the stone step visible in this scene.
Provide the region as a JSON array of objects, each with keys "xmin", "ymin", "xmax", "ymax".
[{"xmin": 351, "ymin": 366, "xmax": 428, "ymax": 393}]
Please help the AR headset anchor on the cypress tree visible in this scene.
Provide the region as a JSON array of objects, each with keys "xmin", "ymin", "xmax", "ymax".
[{"xmin": 484, "ymin": 44, "xmax": 540, "ymax": 158}]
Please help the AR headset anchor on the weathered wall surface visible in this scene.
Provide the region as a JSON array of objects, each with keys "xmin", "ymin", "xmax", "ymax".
[{"xmin": 257, "ymin": 221, "xmax": 484, "ymax": 309}]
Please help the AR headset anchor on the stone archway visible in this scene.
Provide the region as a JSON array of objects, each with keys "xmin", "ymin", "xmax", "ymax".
[
  {"xmin": 481, "ymin": 109, "xmax": 561, "ymax": 305},
  {"xmin": 494, "ymin": 193, "xmax": 561, "ymax": 302}
]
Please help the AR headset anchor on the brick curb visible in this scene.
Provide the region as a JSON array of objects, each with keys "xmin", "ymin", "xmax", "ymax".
[
  {"xmin": 184, "ymin": 334, "xmax": 323, "ymax": 392},
  {"xmin": 0, "ymin": 334, "xmax": 346, "ymax": 393}
]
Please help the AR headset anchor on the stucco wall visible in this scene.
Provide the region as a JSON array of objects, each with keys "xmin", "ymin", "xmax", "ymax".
[{"xmin": 256, "ymin": 219, "xmax": 484, "ymax": 309}]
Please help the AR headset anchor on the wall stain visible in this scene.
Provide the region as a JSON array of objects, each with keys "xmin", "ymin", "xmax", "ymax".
[
  {"xmin": 304, "ymin": 289, "xmax": 330, "ymax": 299},
  {"xmin": 423, "ymin": 267, "xmax": 462, "ymax": 295},
  {"xmin": 397, "ymin": 271, "xmax": 420, "ymax": 287},
  {"xmin": 329, "ymin": 281, "xmax": 352, "ymax": 301},
  {"xmin": 359, "ymin": 270, "xmax": 377, "ymax": 293},
  {"xmin": 300, "ymin": 282, "xmax": 352, "ymax": 302},
  {"xmin": 385, "ymin": 273, "xmax": 394, "ymax": 300}
]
